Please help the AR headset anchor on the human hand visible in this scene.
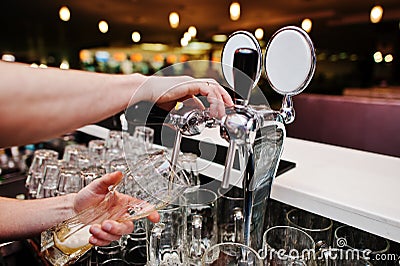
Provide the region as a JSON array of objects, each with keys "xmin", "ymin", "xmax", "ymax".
[
  {"xmin": 139, "ymin": 76, "xmax": 233, "ymax": 118},
  {"xmin": 74, "ymin": 171, "xmax": 160, "ymax": 246}
]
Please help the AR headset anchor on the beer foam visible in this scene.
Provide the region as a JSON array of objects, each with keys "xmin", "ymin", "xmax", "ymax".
[{"xmin": 55, "ymin": 224, "xmax": 92, "ymax": 249}]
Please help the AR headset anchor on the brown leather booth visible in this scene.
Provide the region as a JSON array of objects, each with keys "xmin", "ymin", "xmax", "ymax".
[{"xmin": 286, "ymin": 93, "xmax": 400, "ymax": 157}]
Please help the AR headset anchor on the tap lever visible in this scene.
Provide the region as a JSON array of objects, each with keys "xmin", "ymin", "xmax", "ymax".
[{"xmin": 233, "ymin": 48, "xmax": 259, "ymax": 104}]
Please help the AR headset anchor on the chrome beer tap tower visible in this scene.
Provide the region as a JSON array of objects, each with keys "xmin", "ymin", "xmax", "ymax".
[{"xmin": 169, "ymin": 26, "xmax": 316, "ymax": 251}]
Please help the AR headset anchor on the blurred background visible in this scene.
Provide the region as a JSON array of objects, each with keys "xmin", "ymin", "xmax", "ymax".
[{"xmin": 1, "ymin": 0, "xmax": 399, "ymax": 97}]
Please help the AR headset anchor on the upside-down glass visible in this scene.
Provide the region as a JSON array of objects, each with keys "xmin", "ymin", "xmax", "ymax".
[
  {"xmin": 88, "ymin": 139, "xmax": 106, "ymax": 167},
  {"xmin": 25, "ymin": 149, "xmax": 59, "ymax": 198},
  {"xmin": 263, "ymin": 226, "xmax": 317, "ymax": 266},
  {"xmin": 105, "ymin": 130, "xmax": 125, "ymax": 163},
  {"xmin": 63, "ymin": 144, "xmax": 89, "ymax": 169},
  {"xmin": 133, "ymin": 126, "xmax": 155, "ymax": 155},
  {"xmin": 36, "ymin": 161, "xmax": 61, "ymax": 198},
  {"xmin": 56, "ymin": 166, "xmax": 82, "ymax": 195},
  {"xmin": 202, "ymin": 242, "xmax": 263, "ymax": 265},
  {"xmin": 41, "ymin": 150, "xmax": 189, "ymax": 266},
  {"xmin": 80, "ymin": 165, "xmax": 106, "ymax": 187}
]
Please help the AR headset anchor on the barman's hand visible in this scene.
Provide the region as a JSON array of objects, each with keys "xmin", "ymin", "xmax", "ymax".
[
  {"xmin": 74, "ymin": 172, "xmax": 160, "ymax": 246},
  {"xmin": 138, "ymin": 76, "xmax": 233, "ymax": 118}
]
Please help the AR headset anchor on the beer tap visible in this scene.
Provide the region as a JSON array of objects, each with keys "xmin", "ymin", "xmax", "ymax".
[{"xmin": 167, "ymin": 26, "xmax": 316, "ymax": 251}]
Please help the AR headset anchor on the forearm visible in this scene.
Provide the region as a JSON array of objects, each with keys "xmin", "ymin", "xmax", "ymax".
[
  {"xmin": 0, "ymin": 61, "xmax": 148, "ymax": 147},
  {"xmin": 0, "ymin": 194, "xmax": 77, "ymax": 242}
]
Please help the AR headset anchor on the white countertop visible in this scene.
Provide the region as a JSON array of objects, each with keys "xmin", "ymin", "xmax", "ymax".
[{"xmin": 78, "ymin": 125, "xmax": 400, "ymax": 243}]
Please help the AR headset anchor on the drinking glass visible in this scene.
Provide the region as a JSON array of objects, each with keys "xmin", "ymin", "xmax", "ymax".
[
  {"xmin": 179, "ymin": 153, "xmax": 200, "ymax": 191},
  {"xmin": 201, "ymin": 242, "xmax": 263, "ymax": 265},
  {"xmin": 105, "ymin": 130, "xmax": 125, "ymax": 163},
  {"xmin": 80, "ymin": 165, "xmax": 106, "ymax": 187},
  {"xmin": 122, "ymin": 228, "xmax": 148, "ymax": 266},
  {"xmin": 63, "ymin": 144, "xmax": 89, "ymax": 168},
  {"xmin": 56, "ymin": 166, "xmax": 82, "ymax": 195},
  {"xmin": 286, "ymin": 209, "xmax": 333, "ymax": 242},
  {"xmin": 133, "ymin": 126, "xmax": 154, "ymax": 154},
  {"xmin": 36, "ymin": 161, "xmax": 60, "ymax": 198},
  {"xmin": 184, "ymin": 188, "xmax": 218, "ymax": 265},
  {"xmin": 264, "ymin": 199, "xmax": 292, "ymax": 229},
  {"xmin": 25, "ymin": 149, "xmax": 59, "ymax": 198},
  {"xmin": 41, "ymin": 150, "xmax": 189, "ymax": 266},
  {"xmin": 93, "ymin": 240, "xmax": 124, "ymax": 265},
  {"xmin": 333, "ymin": 226, "xmax": 390, "ymax": 266},
  {"xmin": 217, "ymin": 186, "xmax": 244, "ymax": 244},
  {"xmin": 146, "ymin": 202, "xmax": 187, "ymax": 266},
  {"xmin": 262, "ymin": 225, "xmax": 317, "ymax": 265},
  {"xmin": 286, "ymin": 208, "xmax": 333, "ymax": 265},
  {"xmin": 88, "ymin": 139, "xmax": 106, "ymax": 167}
]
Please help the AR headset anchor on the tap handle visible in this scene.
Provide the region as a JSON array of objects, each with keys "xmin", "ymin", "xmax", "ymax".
[
  {"xmin": 233, "ymin": 207, "xmax": 244, "ymax": 243},
  {"xmin": 233, "ymin": 48, "xmax": 259, "ymax": 103},
  {"xmin": 149, "ymin": 223, "xmax": 165, "ymax": 266},
  {"xmin": 222, "ymin": 140, "xmax": 237, "ymax": 189},
  {"xmin": 189, "ymin": 215, "xmax": 204, "ymax": 259}
]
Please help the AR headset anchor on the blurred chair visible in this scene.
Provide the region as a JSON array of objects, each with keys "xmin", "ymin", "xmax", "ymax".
[{"xmin": 286, "ymin": 93, "xmax": 400, "ymax": 157}]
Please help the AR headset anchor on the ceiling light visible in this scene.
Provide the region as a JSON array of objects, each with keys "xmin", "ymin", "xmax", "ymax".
[
  {"xmin": 183, "ymin": 32, "xmax": 192, "ymax": 42},
  {"xmin": 188, "ymin": 26, "xmax": 197, "ymax": 38},
  {"xmin": 301, "ymin": 18, "xmax": 312, "ymax": 33},
  {"xmin": 384, "ymin": 54, "xmax": 393, "ymax": 63},
  {"xmin": 373, "ymin": 51, "xmax": 383, "ymax": 63},
  {"xmin": 212, "ymin": 34, "xmax": 227, "ymax": 42},
  {"xmin": 181, "ymin": 37, "xmax": 189, "ymax": 47},
  {"xmin": 230, "ymin": 2, "xmax": 240, "ymax": 21},
  {"xmin": 255, "ymin": 28, "xmax": 264, "ymax": 40},
  {"xmin": 59, "ymin": 6, "xmax": 70, "ymax": 22},
  {"xmin": 370, "ymin": 5, "xmax": 383, "ymax": 23},
  {"xmin": 98, "ymin": 21, "xmax": 109, "ymax": 33},
  {"xmin": 169, "ymin": 12, "xmax": 179, "ymax": 29},
  {"xmin": 132, "ymin": 31, "xmax": 141, "ymax": 43}
]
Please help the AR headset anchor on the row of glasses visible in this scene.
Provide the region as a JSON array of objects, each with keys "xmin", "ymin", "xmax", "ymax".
[
  {"xmin": 261, "ymin": 205, "xmax": 393, "ymax": 266},
  {"xmin": 27, "ymin": 126, "xmax": 155, "ymax": 199}
]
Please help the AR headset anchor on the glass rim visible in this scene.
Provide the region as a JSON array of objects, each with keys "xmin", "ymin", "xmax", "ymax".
[
  {"xmin": 264, "ymin": 225, "xmax": 316, "ymax": 255},
  {"xmin": 217, "ymin": 187, "xmax": 243, "ymax": 201},
  {"xmin": 334, "ymin": 225, "xmax": 390, "ymax": 254},
  {"xmin": 286, "ymin": 208, "xmax": 334, "ymax": 232},
  {"xmin": 183, "ymin": 188, "xmax": 218, "ymax": 206}
]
